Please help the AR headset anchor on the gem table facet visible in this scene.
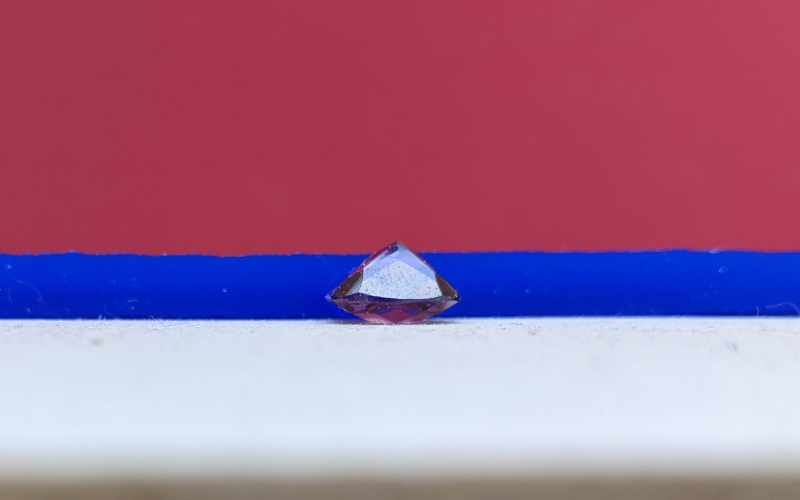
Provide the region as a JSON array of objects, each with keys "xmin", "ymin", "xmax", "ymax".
[{"xmin": 326, "ymin": 242, "xmax": 460, "ymax": 323}]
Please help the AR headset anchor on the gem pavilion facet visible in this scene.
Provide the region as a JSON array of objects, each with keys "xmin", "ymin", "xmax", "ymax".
[{"xmin": 326, "ymin": 242, "xmax": 460, "ymax": 323}]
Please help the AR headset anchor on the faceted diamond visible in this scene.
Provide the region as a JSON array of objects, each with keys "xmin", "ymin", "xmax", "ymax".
[{"xmin": 326, "ymin": 242, "xmax": 460, "ymax": 324}]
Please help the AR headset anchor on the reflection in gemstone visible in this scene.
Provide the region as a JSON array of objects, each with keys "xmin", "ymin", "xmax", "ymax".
[{"xmin": 326, "ymin": 242, "xmax": 460, "ymax": 324}]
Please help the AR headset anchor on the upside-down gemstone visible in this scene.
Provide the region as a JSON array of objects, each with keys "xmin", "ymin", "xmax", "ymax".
[{"xmin": 326, "ymin": 242, "xmax": 460, "ymax": 324}]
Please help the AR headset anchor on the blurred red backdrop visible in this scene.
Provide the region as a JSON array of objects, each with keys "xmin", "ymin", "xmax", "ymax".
[{"xmin": 1, "ymin": 1, "xmax": 799, "ymax": 255}]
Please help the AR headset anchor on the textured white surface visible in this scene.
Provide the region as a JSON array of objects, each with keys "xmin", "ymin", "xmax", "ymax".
[{"xmin": 0, "ymin": 318, "xmax": 799, "ymax": 480}]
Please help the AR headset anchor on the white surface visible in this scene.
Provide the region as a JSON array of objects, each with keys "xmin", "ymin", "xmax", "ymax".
[{"xmin": 0, "ymin": 318, "xmax": 799, "ymax": 480}]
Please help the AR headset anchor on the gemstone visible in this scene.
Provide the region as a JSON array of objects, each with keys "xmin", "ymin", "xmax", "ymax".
[{"xmin": 326, "ymin": 242, "xmax": 460, "ymax": 324}]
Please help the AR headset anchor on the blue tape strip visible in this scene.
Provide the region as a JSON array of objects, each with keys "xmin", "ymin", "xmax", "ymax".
[{"xmin": 0, "ymin": 251, "xmax": 798, "ymax": 319}]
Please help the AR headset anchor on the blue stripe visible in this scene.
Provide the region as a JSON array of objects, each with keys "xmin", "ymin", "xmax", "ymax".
[{"xmin": 0, "ymin": 251, "xmax": 798, "ymax": 319}]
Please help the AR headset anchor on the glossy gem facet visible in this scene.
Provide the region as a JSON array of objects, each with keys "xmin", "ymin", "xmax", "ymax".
[{"xmin": 326, "ymin": 242, "xmax": 460, "ymax": 323}]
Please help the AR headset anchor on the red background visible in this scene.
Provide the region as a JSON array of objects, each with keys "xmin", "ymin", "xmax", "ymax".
[{"xmin": 2, "ymin": 1, "xmax": 799, "ymax": 255}]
